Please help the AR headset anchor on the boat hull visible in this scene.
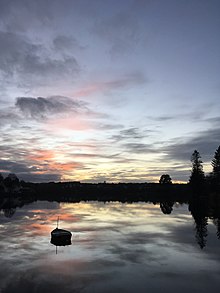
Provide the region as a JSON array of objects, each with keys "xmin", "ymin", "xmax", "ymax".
[{"xmin": 51, "ymin": 228, "xmax": 72, "ymax": 246}]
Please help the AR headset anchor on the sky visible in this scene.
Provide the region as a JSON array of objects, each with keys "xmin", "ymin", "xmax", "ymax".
[{"xmin": 0, "ymin": 0, "xmax": 220, "ymax": 183}]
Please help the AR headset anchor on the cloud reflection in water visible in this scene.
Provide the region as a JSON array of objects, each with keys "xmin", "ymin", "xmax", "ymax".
[{"xmin": 0, "ymin": 201, "xmax": 220, "ymax": 292}]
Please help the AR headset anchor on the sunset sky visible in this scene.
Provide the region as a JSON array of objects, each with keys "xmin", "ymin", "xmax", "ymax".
[{"xmin": 0, "ymin": 0, "xmax": 220, "ymax": 183}]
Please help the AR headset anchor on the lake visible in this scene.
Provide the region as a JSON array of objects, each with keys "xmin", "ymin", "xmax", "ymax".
[{"xmin": 0, "ymin": 200, "xmax": 220, "ymax": 292}]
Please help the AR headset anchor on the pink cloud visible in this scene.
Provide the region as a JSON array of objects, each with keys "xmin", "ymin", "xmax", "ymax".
[
  {"xmin": 71, "ymin": 73, "xmax": 145, "ymax": 97},
  {"xmin": 46, "ymin": 117, "xmax": 92, "ymax": 131}
]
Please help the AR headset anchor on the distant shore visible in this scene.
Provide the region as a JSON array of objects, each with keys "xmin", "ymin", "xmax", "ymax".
[{"xmin": 0, "ymin": 181, "xmax": 205, "ymax": 201}]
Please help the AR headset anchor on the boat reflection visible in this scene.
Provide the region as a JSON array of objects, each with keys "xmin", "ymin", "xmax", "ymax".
[
  {"xmin": 50, "ymin": 235, "xmax": 72, "ymax": 255},
  {"xmin": 50, "ymin": 236, "xmax": 72, "ymax": 246}
]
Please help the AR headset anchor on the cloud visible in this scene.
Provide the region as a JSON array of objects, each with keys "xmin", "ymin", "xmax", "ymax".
[
  {"xmin": 15, "ymin": 96, "xmax": 86, "ymax": 119},
  {"xmin": 0, "ymin": 160, "xmax": 37, "ymax": 174},
  {"xmin": 0, "ymin": 0, "xmax": 53, "ymax": 32},
  {"xmin": 74, "ymin": 71, "xmax": 146, "ymax": 97},
  {"xmin": 109, "ymin": 127, "xmax": 157, "ymax": 155},
  {"xmin": 206, "ymin": 116, "xmax": 220, "ymax": 126},
  {"xmin": 53, "ymin": 35, "xmax": 85, "ymax": 52},
  {"xmin": 146, "ymin": 104, "xmax": 217, "ymax": 124},
  {"xmin": 111, "ymin": 127, "xmax": 147, "ymax": 142},
  {"xmin": 0, "ymin": 159, "xmax": 61, "ymax": 182},
  {"xmin": 0, "ymin": 145, "xmax": 86, "ymax": 182},
  {"xmin": 96, "ymin": 123, "xmax": 124, "ymax": 131},
  {"xmin": 0, "ymin": 110, "xmax": 19, "ymax": 127},
  {"xmin": 93, "ymin": 8, "xmax": 141, "ymax": 56},
  {"xmin": 144, "ymin": 166, "xmax": 190, "ymax": 183},
  {"xmin": 0, "ymin": 31, "xmax": 80, "ymax": 89},
  {"xmin": 122, "ymin": 142, "xmax": 157, "ymax": 154},
  {"xmin": 164, "ymin": 127, "xmax": 220, "ymax": 162}
]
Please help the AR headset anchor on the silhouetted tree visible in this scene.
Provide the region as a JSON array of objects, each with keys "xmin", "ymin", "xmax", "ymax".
[
  {"xmin": 211, "ymin": 146, "xmax": 220, "ymax": 189},
  {"xmin": 0, "ymin": 173, "xmax": 3, "ymax": 183},
  {"xmin": 189, "ymin": 150, "xmax": 205, "ymax": 190},
  {"xmin": 3, "ymin": 173, "xmax": 20, "ymax": 192},
  {"xmin": 159, "ymin": 174, "xmax": 172, "ymax": 184}
]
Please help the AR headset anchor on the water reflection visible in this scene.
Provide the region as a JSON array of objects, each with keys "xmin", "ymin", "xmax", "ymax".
[
  {"xmin": 0, "ymin": 199, "xmax": 220, "ymax": 292},
  {"xmin": 1, "ymin": 197, "xmax": 220, "ymax": 249}
]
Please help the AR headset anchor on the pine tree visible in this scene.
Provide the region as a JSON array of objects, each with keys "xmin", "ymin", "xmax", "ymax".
[
  {"xmin": 189, "ymin": 150, "xmax": 205, "ymax": 187},
  {"xmin": 211, "ymin": 145, "xmax": 220, "ymax": 186}
]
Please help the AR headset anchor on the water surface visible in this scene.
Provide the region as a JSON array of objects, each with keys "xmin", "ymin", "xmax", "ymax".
[{"xmin": 0, "ymin": 201, "xmax": 220, "ymax": 292}]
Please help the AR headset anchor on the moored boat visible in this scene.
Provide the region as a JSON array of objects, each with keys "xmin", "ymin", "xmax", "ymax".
[{"xmin": 50, "ymin": 217, "xmax": 72, "ymax": 246}]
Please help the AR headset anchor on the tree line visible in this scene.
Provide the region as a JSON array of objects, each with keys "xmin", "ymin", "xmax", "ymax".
[
  {"xmin": 189, "ymin": 145, "xmax": 220, "ymax": 191},
  {"xmin": 159, "ymin": 145, "xmax": 220, "ymax": 192},
  {"xmin": 0, "ymin": 173, "xmax": 20, "ymax": 193}
]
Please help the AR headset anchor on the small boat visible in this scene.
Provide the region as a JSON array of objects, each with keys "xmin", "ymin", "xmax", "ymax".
[{"xmin": 51, "ymin": 217, "xmax": 72, "ymax": 246}]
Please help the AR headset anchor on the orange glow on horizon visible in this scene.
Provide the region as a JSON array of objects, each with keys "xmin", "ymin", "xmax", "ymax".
[
  {"xmin": 28, "ymin": 149, "xmax": 55, "ymax": 162},
  {"xmin": 26, "ymin": 148, "xmax": 84, "ymax": 177},
  {"xmin": 49, "ymin": 162, "xmax": 82, "ymax": 171}
]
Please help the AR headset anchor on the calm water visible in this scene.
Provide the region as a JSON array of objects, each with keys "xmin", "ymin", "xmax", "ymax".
[{"xmin": 0, "ymin": 200, "xmax": 220, "ymax": 292}]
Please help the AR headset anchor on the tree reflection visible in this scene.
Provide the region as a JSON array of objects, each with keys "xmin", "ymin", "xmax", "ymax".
[
  {"xmin": 0, "ymin": 195, "xmax": 35, "ymax": 218},
  {"xmin": 194, "ymin": 216, "xmax": 208, "ymax": 249},
  {"xmin": 213, "ymin": 218, "xmax": 220, "ymax": 239},
  {"xmin": 160, "ymin": 201, "xmax": 174, "ymax": 214},
  {"xmin": 189, "ymin": 197, "xmax": 209, "ymax": 249},
  {"xmin": 3, "ymin": 208, "xmax": 16, "ymax": 218}
]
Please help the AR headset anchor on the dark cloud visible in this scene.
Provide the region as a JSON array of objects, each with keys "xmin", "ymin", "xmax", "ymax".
[
  {"xmin": 0, "ymin": 31, "xmax": 80, "ymax": 88},
  {"xmin": 21, "ymin": 54, "xmax": 79, "ymax": 82},
  {"xmin": 120, "ymin": 127, "xmax": 144, "ymax": 138},
  {"xmin": 53, "ymin": 35, "xmax": 85, "ymax": 52},
  {"xmin": 147, "ymin": 105, "xmax": 215, "ymax": 123},
  {"xmin": 0, "ymin": 160, "xmax": 61, "ymax": 182},
  {"xmin": 67, "ymin": 152, "xmax": 120, "ymax": 160},
  {"xmin": 122, "ymin": 142, "xmax": 156, "ymax": 154},
  {"xmin": 15, "ymin": 96, "xmax": 85, "ymax": 119},
  {"xmin": 0, "ymin": 110, "xmax": 19, "ymax": 127},
  {"xmin": 0, "ymin": 0, "xmax": 53, "ymax": 32},
  {"xmin": 96, "ymin": 123, "xmax": 124, "ymax": 130},
  {"xmin": 149, "ymin": 115, "xmax": 176, "ymax": 122},
  {"xmin": 93, "ymin": 7, "xmax": 141, "ymax": 56},
  {"xmin": 0, "ymin": 160, "xmax": 37, "ymax": 174},
  {"xmin": 164, "ymin": 127, "xmax": 220, "ymax": 162},
  {"xmin": 111, "ymin": 127, "xmax": 153, "ymax": 142},
  {"xmin": 206, "ymin": 116, "xmax": 220, "ymax": 126}
]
